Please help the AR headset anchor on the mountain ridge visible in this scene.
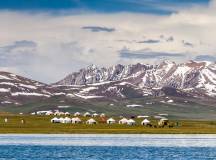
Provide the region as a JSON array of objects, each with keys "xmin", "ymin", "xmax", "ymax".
[
  {"xmin": 55, "ymin": 60, "xmax": 216, "ymax": 99},
  {"xmin": 0, "ymin": 60, "xmax": 216, "ymax": 118}
]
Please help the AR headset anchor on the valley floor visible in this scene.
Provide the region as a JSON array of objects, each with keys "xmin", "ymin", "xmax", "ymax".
[{"xmin": 0, "ymin": 114, "xmax": 216, "ymax": 134}]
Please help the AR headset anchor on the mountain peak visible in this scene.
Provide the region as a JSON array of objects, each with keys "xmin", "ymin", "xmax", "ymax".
[
  {"xmin": 87, "ymin": 64, "xmax": 97, "ymax": 70},
  {"xmin": 55, "ymin": 61, "xmax": 216, "ymax": 98}
]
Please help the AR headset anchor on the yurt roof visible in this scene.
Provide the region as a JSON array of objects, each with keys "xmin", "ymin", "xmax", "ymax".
[
  {"xmin": 64, "ymin": 117, "xmax": 71, "ymax": 120},
  {"xmin": 87, "ymin": 118, "xmax": 96, "ymax": 122},
  {"xmin": 142, "ymin": 119, "xmax": 150, "ymax": 123},
  {"xmin": 120, "ymin": 118, "xmax": 128, "ymax": 121},
  {"xmin": 51, "ymin": 117, "xmax": 59, "ymax": 120},
  {"xmin": 128, "ymin": 119, "xmax": 135, "ymax": 123},
  {"xmin": 72, "ymin": 117, "xmax": 81, "ymax": 121},
  {"xmin": 107, "ymin": 118, "xmax": 115, "ymax": 121}
]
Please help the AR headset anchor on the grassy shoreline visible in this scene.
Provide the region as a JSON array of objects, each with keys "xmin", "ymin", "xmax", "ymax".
[{"xmin": 0, "ymin": 115, "xmax": 216, "ymax": 134}]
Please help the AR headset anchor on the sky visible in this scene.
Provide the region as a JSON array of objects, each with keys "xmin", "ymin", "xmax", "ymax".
[{"xmin": 0, "ymin": 0, "xmax": 215, "ymax": 83}]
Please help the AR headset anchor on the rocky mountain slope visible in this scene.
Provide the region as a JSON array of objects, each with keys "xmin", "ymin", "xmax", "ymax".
[
  {"xmin": 0, "ymin": 61, "xmax": 216, "ymax": 118},
  {"xmin": 0, "ymin": 71, "xmax": 63, "ymax": 106},
  {"xmin": 0, "ymin": 60, "xmax": 216, "ymax": 111},
  {"xmin": 55, "ymin": 61, "xmax": 216, "ymax": 99}
]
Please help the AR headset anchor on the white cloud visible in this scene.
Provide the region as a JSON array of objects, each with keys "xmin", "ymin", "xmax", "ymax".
[{"xmin": 0, "ymin": 0, "xmax": 215, "ymax": 83}]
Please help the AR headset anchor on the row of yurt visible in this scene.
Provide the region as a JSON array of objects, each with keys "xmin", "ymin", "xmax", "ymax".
[
  {"xmin": 31, "ymin": 110, "xmax": 70, "ymax": 116},
  {"xmin": 51, "ymin": 117, "xmax": 97, "ymax": 124},
  {"xmin": 51, "ymin": 117, "xmax": 82, "ymax": 124},
  {"xmin": 118, "ymin": 118, "xmax": 136, "ymax": 125},
  {"xmin": 83, "ymin": 112, "xmax": 105, "ymax": 117},
  {"xmin": 118, "ymin": 118, "xmax": 151, "ymax": 126},
  {"xmin": 51, "ymin": 117, "xmax": 152, "ymax": 126},
  {"xmin": 51, "ymin": 117, "xmax": 114, "ymax": 125},
  {"xmin": 107, "ymin": 118, "xmax": 136, "ymax": 125},
  {"xmin": 32, "ymin": 110, "xmax": 106, "ymax": 117},
  {"xmin": 74, "ymin": 112, "xmax": 105, "ymax": 117},
  {"xmin": 51, "ymin": 117, "xmax": 129, "ymax": 125},
  {"xmin": 53, "ymin": 111, "xmax": 70, "ymax": 116},
  {"xmin": 34, "ymin": 110, "xmax": 54, "ymax": 115}
]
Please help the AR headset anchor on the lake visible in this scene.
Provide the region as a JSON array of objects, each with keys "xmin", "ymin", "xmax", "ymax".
[{"xmin": 0, "ymin": 134, "xmax": 216, "ymax": 159}]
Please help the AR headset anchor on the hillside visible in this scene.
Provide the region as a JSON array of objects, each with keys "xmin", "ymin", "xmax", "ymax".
[{"xmin": 0, "ymin": 61, "xmax": 216, "ymax": 119}]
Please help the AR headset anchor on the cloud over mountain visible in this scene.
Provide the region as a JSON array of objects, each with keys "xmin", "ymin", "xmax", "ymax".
[
  {"xmin": 0, "ymin": 0, "xmax": 215, "ymax": 82},
  {"xmin": 137, "ymin": 39, "xmax": 160, "ymax": 44},
  {"xmin": 120, "ymin": 48, "xmax": 185, "ymax": 60},
  {"xmin": 82, "ymin": 26, "xmax": 115, "ymax": 32}
]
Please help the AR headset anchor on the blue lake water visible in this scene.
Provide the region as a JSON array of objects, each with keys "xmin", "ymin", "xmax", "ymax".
[{"xmin": 0, "ymin": 134, "xmax": 216, "ymax": 160}]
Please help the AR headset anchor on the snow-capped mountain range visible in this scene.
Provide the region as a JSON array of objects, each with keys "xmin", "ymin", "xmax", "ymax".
[
  {"xmin": 0, "ymin": 71, "xmax": 63, "ymax": 105},
  {"xmin": 0, "ymin": 60, "xmax": 216, "ymax": 107},
  {"xmin": 55, "ymin": 60, "xmax": 216, "ymax": 99}
]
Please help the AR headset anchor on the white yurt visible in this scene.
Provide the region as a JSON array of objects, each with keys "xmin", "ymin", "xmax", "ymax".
[
  {"xmin": 86, "ymin": 118, "xmax": 97, "ymax": 124},
  {"xmin": 64, "ymin": 112, "xmax": 70, "ymax": 116},
  {"xmin": 45, "ymin": 111, "xmax": 53, "ymax": 116},
  {"xmin": 100, "ymin": 113, "xmax": 106, "ymax": 117},
  {"xmin": 63, "ymin": 117, "xmax": 71, "ymax": 123},
  {"xmin": 119, "ymin": 118, "xmax": 128, "ymax": 124},
  {"xmin": 92, "ymin": 113, "xmax": 99, "ymax": 117},
  {"xmin": 158, "ymin": 118, "xmax": 169, "ymax": 126},
  {"xmin": 84, "ymin": 112, "xmax": 91, "ymax": 117},
  {"xmin": 107, "ymin": 118, "xmax": 116, "ymax": 124},
  {"xmin": 127, "ymin": 119, "xmax": 136, "ymax": 125},
  {"xmin": 54, "ymin": 111, "xmax": 65, "ymax": 116},
  {"xmin": 51, "ymin": 117, "xmax": 60, "ymax": 123},
  {"xmin": 59, "ymin": 112, "xmax": 65, "ymax": 116},
  {"xmin": 71, "ymin": 117, "xmax": 82, "ymax": 124},
  {"xmin": 59, "ymin": 117, "xmax": 65, "ymax": 123},
  {"xmin": 74, "ymin": 112, "xmax": 81, "ymax": 116},
  {"xmin": 141, "ymin": 119, "xmax": 150, "ymax": 126},
  {"xmin": 54, "ymin": 111, "xmax": 59, "ymax": 116}
]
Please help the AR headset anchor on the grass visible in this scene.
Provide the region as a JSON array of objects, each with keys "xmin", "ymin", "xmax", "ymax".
[
  {"xmin": 0, "ymin": 114, "xmax": 216, "ymax": 134},
  {"xmin": 1, "ymin": 96, "xmax": 216, "ymax": 120}
]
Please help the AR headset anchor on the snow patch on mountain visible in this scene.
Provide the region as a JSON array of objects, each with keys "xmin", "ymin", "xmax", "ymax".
[
  {"xmin": 53, "ymin": 92, "xmax": 66, "ymax": 96},
  {"xmin": 1, "ymin": 101, "xmax": 12, "ymax": 104},
  {"xmin": 11, "ymin": 92, "xmax": 50, "ymax": 97},
  {"xmin": 126, "ymin": 104, "xmax": 144, "ymax": 108},
  {"xmin": 19, "ymin": 84, "xmax": 37, "ymax": 89},
  {"xmin": 0, "ymin": 75, "xmax": 12, "ymax": 80},
  {"xmin": 0, "ymin": 88, "xmax": 10, "ymax": 92},
  {"xmin": 54, "ymin": 61, "xmax": 216, "ymax": 98},
  {"xmin": 74, "ymin": 94, "xmax": 104, "ymax": 99},
  {"xmin": 80, "ymin": 87, "xmax": 98, "ymax": 93}
]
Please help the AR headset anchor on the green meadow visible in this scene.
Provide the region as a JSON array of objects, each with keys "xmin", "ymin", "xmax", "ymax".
[{"xmin": 0, "ymin": 114, "xmax": 216, "ymax": 134}]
